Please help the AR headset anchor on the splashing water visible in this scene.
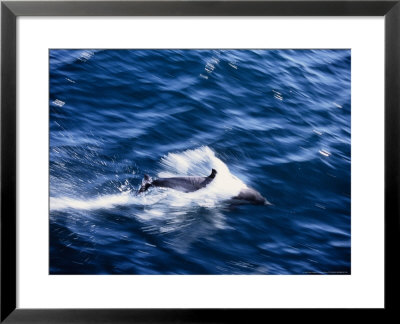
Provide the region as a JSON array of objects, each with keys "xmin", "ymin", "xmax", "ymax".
[
  {"xmin": 50, "ymin": 146, "xmax": 248, "ymax": 212},
  {"xmin": 156, "ymin": 146, "xmax": 247, "ymax": 207}
]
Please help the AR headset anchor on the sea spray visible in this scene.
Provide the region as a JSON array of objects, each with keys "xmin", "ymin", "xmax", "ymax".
[{"xmin": 50, "ymin": 146, "xmax": 247, "ymax": 212}]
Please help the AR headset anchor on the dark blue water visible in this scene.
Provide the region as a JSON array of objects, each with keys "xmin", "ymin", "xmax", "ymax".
[{"xmin": 49, "ymin": 49, "xmax": 351, "ymax": 275}]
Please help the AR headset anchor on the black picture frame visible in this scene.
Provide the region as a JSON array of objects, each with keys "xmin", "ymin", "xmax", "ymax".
[{"xmin": 1, "ymin": 0, "xmax": 399, "ymax": 322}]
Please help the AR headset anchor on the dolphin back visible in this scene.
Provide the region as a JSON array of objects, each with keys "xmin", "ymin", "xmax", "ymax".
[{"xmin": 138, "ymin": 169, "xmax": 217, "ymax": 194}]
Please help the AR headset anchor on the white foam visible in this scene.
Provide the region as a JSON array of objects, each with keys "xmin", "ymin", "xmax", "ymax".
[
  {"xmin": 49, "ymin": 146, "xmax": 248, "ymax": 212},
  {"xmin": 158, "ymin": 146, "xmax": 246, "ymax": 204},
  {"xmin": 50, "ymin": 192, "xmax": 132, "ymax": 211}
]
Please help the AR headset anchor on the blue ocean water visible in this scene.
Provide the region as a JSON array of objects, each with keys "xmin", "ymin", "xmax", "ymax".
[{"xmin": 49, "ymin": 49, "xmax": 351, "ymax": 275}]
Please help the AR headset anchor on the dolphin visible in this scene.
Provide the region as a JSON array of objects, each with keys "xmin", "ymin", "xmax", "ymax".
[
  {"xmin": 138, "ymin": 169, "xmax": 268, "ymax": 205},
  {"xmin": 139, "ymin": 169, "xmax": 217, "ymax": 193}
]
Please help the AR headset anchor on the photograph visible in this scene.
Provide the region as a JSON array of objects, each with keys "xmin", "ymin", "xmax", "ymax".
[{"xmin": 49, "ymin": 49, "xmax": 351, "ymax": 275}]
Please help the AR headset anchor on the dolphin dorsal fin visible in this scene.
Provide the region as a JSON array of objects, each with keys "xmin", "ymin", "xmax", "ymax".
[{"xmin": 209, "ymin": 169, "xmax": 217, "ymax": 179}]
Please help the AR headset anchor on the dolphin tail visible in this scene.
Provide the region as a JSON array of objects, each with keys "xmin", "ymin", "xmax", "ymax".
[{"xmin": 138, "ymin": 174, "xmax": 153, "ymax": 193}]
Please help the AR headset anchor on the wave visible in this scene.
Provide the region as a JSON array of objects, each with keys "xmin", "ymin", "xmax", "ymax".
[
  {"xmin": 50, "ymin": 192, "xmax": 132, "ymax": 211},
  {"xmin": 50, "ymin": 146, "xmax": 248, "ymax": 212}
]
